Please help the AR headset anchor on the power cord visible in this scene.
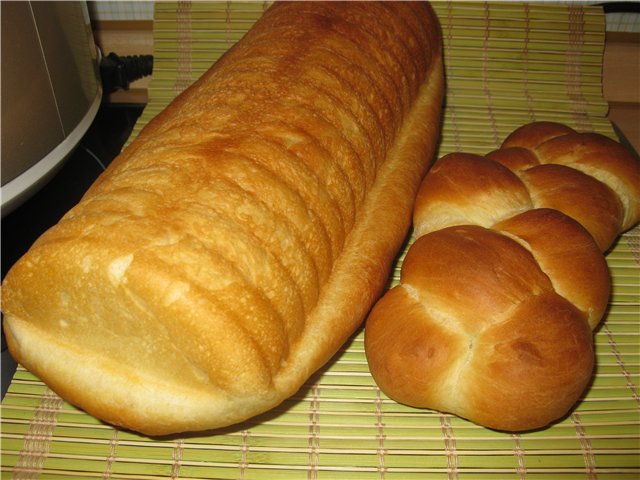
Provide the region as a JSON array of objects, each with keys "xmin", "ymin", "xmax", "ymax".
[{"xmin": 100, "ymin": 52, "xmax": 153, "ymax": 94}]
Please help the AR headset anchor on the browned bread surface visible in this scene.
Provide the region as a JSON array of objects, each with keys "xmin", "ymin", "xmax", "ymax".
[
  {"xmin": 1, "ymin": 1, "xmax": 444, "ymax": 435},
  {"xmin": 365, "ymin": 121, "xmax": 640, "ymax": 432}
]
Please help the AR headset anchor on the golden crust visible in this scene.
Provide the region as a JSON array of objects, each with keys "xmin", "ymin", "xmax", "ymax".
[
  {"xmin": 413, "ymin": 153, "xmax": 532, "ymax": 237},
  {"xmin": 520, "ymin": 164, "xmax": 624, "ymax": 250},
  {"xmin": 460, "ymin": 291, "xmax": 594, "ymax": 431},
  {"xmin": 2, "ymin": 2, "xmax": 444, "ymax": 435},
  {"xmin": 365, "ymin": 121, "xmax": 640, "ymax": 432},
  {"xmin": 504, "ymin": 123, "xmax": 640, "ymax": 232},
  {"xmin": 494, "ymin": 209, "xmax": 611, "ymax": 329}
]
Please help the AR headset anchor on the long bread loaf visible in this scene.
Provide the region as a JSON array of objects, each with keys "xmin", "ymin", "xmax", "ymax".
[
  {"xmin": 1, "ymin": 2, "xmax": 444, "ymax": 435},
  {"xmin": 365, "ymin": 121, "xmax": 640, "ymax": 431}
]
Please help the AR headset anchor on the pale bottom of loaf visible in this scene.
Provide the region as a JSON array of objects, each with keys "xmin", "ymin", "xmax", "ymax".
[{"xmin": 4, "ymin": 316, "xmax": 273, "ymax": 431}]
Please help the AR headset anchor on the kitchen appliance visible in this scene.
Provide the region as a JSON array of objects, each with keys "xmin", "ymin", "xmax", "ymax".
[{"xmin": 1, "ymin": 1, "xmax": 102, "ymax": 216}]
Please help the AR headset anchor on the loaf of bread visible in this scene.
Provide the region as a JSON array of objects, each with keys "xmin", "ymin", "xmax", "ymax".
[
  {"xmin": 365, "ymin": 121, "xmax": 640, "ymax": 431},
  {"xmin": 1, "ymin": 2, "xmax": 444, "ymax": 435}
]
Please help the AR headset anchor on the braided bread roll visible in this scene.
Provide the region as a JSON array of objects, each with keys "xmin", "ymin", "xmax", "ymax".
[{"xmin": 365, "ymin": 121, "xmax": 640, "ymax": 431}]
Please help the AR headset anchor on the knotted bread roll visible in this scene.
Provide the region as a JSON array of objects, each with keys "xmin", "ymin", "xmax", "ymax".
[
  {"xmin": 1, "ymin": 2, "xmax": 444, "ymax": 435},
  {"xmin": 365, "ymin": 121, "xmax": 640, "ymax": 431}
]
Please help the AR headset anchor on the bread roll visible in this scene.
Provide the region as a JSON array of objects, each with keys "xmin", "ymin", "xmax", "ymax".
[
  {"xmin": 365, "ymin": 121, "xmax": 640, "ymax": 431},
  {"xmin": 1, "ymin": 2, "xmax": 444, "ymax": 435}
]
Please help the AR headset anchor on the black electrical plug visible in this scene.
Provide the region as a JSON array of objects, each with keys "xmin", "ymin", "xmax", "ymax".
[{"xmin": 100, "ymin": 52, "xmax": 153, "ymax": 94}]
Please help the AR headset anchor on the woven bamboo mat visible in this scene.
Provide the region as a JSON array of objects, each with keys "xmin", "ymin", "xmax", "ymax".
[{"xmin": 2, "ymin": 2, "xmax": 639, "ymax": 479}]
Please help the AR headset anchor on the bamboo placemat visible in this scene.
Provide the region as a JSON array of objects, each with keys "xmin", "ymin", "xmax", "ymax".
[{"xmin": 2, "ymin": 2, "xmax": 639, "ymax": 479}]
